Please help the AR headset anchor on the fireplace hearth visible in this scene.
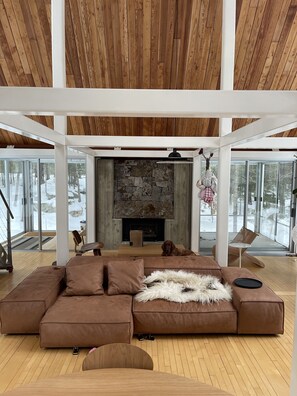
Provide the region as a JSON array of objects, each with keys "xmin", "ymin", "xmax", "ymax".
[{"xmin": 122, "ymin": 218, "xmax": 165, "ymax": 242}]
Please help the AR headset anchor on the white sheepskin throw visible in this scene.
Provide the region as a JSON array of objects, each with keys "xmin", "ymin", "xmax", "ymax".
[{"xmin": 135, "ymin": 270, "xmax": 232, "ymax": 304}]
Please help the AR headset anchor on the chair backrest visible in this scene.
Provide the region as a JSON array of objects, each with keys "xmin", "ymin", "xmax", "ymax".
[
  {"xmin": 72, "ymin": 230, "xmax": 82, "ymax": 246},
  {"xmin": 0, "ymin": 243, "xmax": 7, "ymax": 266},
  {"xmin": 82, "ymin": 343, "xmax": 154, "ymax": 371},
  {"xmin": 231, "ymin": 226, "xmax": 258, "ymax": 245}
]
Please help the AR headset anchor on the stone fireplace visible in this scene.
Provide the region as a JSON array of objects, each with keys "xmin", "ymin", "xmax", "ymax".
[
  {"xmin": 96, "ymin": 158, "xmax": 192, "ymax": 249},
  {"xmin": 113, "ymin": 159, "xmax": 174, "ymax": 219}
]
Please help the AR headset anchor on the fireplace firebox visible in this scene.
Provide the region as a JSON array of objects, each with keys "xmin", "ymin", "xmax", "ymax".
[{"xmin": 122, "ymin": 218, "xmax": 165, "ymax": 242}]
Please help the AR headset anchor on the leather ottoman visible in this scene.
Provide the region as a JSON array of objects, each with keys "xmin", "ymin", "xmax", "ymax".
[{"xmin": 221, "ymin": 267, "xmax": 284, "ymax": 334}]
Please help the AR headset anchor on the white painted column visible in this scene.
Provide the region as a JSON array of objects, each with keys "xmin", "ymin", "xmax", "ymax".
[
  {"xmin": 52, "ymin": 0, "xmax": 69, "ymax": 264},
  {"xmin": 86, "ymin": 155, "xmax": 96, "ymax": 243},
  {"xmin": 220, "ymin": 0, "xmax": 236, "ymax": 92},
  {"xmin": 216, "ymin": 0, "xmax": 236, "ymax": 265},
  {"xmin": 54, "ymin": 143, "xmax": 69, "ymax": 264},
  {"xmin": 191, "ymin": 155, "xmax": 201, "ymax": 254},
  {"xmin": 51, "ymin": 0, "xmax": 65, "ymax": 87},
  {"xmin": 291, "ymin": 284, "xmax": 297, "ymax": 395},
  {"xmin": 216, "ymin": 143, "xmax": 231, "ymax": 266}
]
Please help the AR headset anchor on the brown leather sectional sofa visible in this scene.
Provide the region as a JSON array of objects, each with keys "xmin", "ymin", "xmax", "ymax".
[{"xmin": 0, "ymin": 255, "xmax": 284, "ymax": 348}]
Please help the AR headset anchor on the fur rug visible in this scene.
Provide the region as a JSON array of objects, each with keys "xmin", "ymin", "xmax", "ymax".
[{"xmin": 135, "ymin": 270, "xmax": 232, "ymax": 304}]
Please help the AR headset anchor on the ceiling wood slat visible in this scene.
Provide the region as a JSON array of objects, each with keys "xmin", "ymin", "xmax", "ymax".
[{"xmin": 0, "ymin": 0, "xmax": 296, "ymax": 147}]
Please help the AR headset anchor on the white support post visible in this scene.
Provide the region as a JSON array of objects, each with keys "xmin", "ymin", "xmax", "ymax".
[
  {"xmin": 216, "ymin": 145, "xmax": 231, "ymax": 266},
  {"xmin": 217, "ymin": 120, "xmax": 232, "ymax": 267},
  {"xmin": 51, "ymin": 0, "xmax": 66, "ymax": 88},
  {"xmin": 291, "ymin": 288, "xmax": 297, "ymax": 395},
  {"xmin": 52, "ymin": 0, "xmax": 68, "ymax": 264},
  {"xmin": 86, "ymin": 155, "xmax": 96, "ymax": 243},
  {"xmin": 191, "ymin": 156, "xmax": 201, "ymax": 254},
  {"xmin": 54, "ymin": 143, "xmax": 69, "ymax": 265},
  {"xmin": 216, "ymin": 0, "xmax": 236, "ymax": 265},
  {"xmin": 220, "ymin": 0, "xmax": 236, "ymax": 91}
]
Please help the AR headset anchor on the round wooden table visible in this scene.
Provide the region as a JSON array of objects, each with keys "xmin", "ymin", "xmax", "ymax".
[{"xmin": 2, "ymin": 368, "xmax": 233, "ymax": 395}]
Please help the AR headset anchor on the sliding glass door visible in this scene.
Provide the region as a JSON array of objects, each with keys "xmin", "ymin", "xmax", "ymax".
[
  {"xmin": 257, "ymin": 162, "xmax": 292, "ymax": 247},
  {"xmin": 6, "ymin": 161, "xmax": 25, "ymax": 238},
  {"xmin": 229, "ymin": 162, "xmax": 246, "ymax": 233},
  {"xmin": 200, "ymin": 159, "xmax": 294, "ymax": 251},
  {"xmin": 260, "ymin": 163, "xmax": 278, "ymax": 240},
  {"xmin": 0, "ymin": 157, "xmax": 87, "ymax": 249}
]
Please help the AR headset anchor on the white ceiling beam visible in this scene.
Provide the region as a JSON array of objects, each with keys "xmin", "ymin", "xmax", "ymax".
[
  {"xmin": 0, "ymin": 148, "xmax": 86, "ymax": 159},
  {"xmin": 52, "ymin": 0, "xmax": 67, "ymax": 136},
  {"xmin": 92, "ymin": 149, "xmax": 195, "ymax": 158},
  {"xmin": 0, "ymin": 114, "xmax": 65, "ymax": 145},
  {"xmin": 234, "ymin": 137, "xmax": 297, "ymax": 149},
  {"xmin": 219, "ymin": 0, "xmax": 235, "ymax": 137},
  {"xmin": 51, "ymin": 0, "xmax": 66, "ymax": 88},
  {"xmin": 1, "ymin": 148, "xmax": 295, "ymax": 161},
  {"xmin": 65, "ymin": 135, "xmax": 220, "ymax": 149},
  {"xmin": 221, "ymin": 117, "xmax": 297, "ymax": 148},
  {"xmin": 0, "ymin": 149, "xmax": 55, "ymax": 159},
  {"xmin": 221, "ymin": 0, "xmax": 236, "ymax": 91},
  {"xmin": 0, "ymin": 88, "xmax": 297, "ymax": 117},
  {"xmin": 231, "ymin": 151, "xmax": 296, "ymax": 161},
  {"xmin": 0, "ymin": 148, "xmax": 85, "ymax": 159},
  {"xmin": 72, "ymin": 147, "xmax": 96, "ymax": 156},
  {"xmin": 1, "ymin": 115, "xmax": 295, "ymax": 151}
]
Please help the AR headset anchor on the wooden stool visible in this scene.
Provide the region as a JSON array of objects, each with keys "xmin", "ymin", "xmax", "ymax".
[{"xmin": 129, "ymin": 230, "xmax": 143, "ymax": 247}]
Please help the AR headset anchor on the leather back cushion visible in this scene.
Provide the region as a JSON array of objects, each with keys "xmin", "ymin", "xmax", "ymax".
[
  {"xmin": 65, "ymin": 262, "xmax": 104, "ymax": 296},
  {"xmin": 107, "ymin": 258, "xmax": 144, "ymax": 295}
]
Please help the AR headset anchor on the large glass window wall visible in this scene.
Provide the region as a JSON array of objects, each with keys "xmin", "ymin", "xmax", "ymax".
[
  {"xmin": 200, "ymin": 159, "xmax": 294, "ymax": 252},
  {"xmin": 0, "ymin": 160, "xmax": 25, "ymax": 238},
  {"xmin": 1, "ymin": 156, "xmax": 294, "ymax": 252},
  {"xmin": 0, "ymin": 158, "xmax": 86, "ymax": 250}
]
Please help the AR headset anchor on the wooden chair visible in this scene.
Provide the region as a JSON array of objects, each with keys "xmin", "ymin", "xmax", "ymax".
[
  {"xmin": 212, "ymin": 226, "xmax": 265, "ymax": 268},
  {"xmin": 82, "ymin": 343, "xmax": 154, "ymax": 371},
  {"xmin": 72, "ymin": 230, "xmax": 104, "ymax": 256}
]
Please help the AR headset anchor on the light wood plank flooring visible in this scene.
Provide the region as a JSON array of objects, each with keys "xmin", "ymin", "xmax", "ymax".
[{"xmin": 0, "ymin": 252, "xmax": 296, "ymax": 395}]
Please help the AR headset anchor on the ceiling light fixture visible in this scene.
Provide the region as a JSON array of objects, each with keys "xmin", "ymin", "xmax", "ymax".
[
  {"xmin": 156, "ymin": 148, "xmax": 193, "ymax": 164},
  {"xmin": 168, "ymin": 148, "xmax": 181, "ymax": 158}
]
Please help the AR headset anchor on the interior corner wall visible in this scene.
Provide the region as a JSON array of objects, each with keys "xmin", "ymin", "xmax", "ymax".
[{"xmin": 95, "ymin": 158, "xmax": 192, "ymax": 249}]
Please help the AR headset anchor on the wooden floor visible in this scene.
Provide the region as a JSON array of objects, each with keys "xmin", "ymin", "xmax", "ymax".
[{"xmin": 0, "ymin": 251, "xmax": 296, "ymax": 396}]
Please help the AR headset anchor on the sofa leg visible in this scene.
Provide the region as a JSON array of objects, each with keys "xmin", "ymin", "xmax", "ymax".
[
  {"xmin": 72, "ymin": 346, "xmax": 80, "ymax": 355},
  {"xmin": 137, "ymin": 334, "xmax": 155, "ymax": 341}
]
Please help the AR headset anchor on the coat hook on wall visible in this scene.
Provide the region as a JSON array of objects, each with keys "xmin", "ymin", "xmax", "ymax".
[{"xmin": 198, "ymin": 148, "xmax": 213, "ymax": 170}]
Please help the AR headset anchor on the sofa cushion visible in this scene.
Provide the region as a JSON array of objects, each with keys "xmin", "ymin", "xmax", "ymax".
[
  {"xmin": 65, "ymin": 255, "xmax": 131, "ymax": 287},
  {"xmin": 133, "ymin": 297, "xmax": 237, "ymax": 334},
  {"xmin": 40, "ymin": 294, "xmax": 133, "ymax": 348},
  {"xmin": 143, "ymin": 256, "xmax": 222, "ymax": 279},
  {"xmin": 107, "ymin": 258, "xmax": 144, "ymax": 295},
  {"xmin": 65, "ymin": 262, "xmax": 104, "ymax": 296}
]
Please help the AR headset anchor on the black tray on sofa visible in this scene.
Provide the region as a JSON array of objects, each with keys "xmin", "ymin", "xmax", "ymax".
[{"xmin": 234, "ymin": 278, "xmax": 262, "ymax": 289}]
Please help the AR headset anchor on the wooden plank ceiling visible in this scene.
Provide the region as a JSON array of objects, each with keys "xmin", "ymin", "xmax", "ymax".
[{"xmin": 0, "ymin": 0, "xmax": 296, "ymax": 148}]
